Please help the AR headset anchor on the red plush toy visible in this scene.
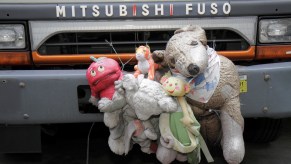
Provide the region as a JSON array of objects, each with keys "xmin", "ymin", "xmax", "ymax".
[
  {"xmin": 87, "ymin": 56, "xmax": 129, "ymax": 155},
  {"xmin": 86, "ymin": 56, "xmax": 123, "ymax": 107}
]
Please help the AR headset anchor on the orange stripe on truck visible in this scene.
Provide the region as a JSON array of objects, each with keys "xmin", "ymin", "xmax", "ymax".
[
  {"xmin": 32, "ymin": 51, "xmax": 137, "ymax": 65},
  {"xmin": 218, "ymin": 46, "xmax": 255, "ymax": 60},
  {"xmin": 256, "ymin": 45, "xmax": 291, "ymax": 59},
  {"xmin": 0, "ymin": 51, "xmax": 31, "ymax": 65},
  {"xmin": 32, "ymin": 46, "xmax": 255, "ymax": 65}
]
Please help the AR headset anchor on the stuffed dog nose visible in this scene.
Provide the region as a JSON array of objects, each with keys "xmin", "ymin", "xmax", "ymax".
[{"xmin": 188, "ymin": 64, "xmax": 200, "ymax": 76}]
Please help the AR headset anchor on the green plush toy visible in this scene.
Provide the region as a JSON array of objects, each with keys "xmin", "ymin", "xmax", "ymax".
[{"xmin": 159, "ymin": 72, "xmax": 213, "ymax": 164}]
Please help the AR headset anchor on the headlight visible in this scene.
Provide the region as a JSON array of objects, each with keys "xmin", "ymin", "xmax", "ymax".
[
  {"xmin": 0, "ymin": 24, "xmax": 25, "ymax": 49},
  {"xmin": 259, "ymin": 18, "xmax": 291, "ymax": 43}
]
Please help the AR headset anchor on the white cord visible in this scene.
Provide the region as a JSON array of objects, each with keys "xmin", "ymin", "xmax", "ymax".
[
  {"xmin": 212, "ymin": 40, "xmax": 216, "ymax": 50},
  {"xmin": 86, "ymin": 122, "xmax": 95, "ymax": 164},
  {"xmin": 105, "ymin": 39, "xmax": 134, "ymax": 71}
]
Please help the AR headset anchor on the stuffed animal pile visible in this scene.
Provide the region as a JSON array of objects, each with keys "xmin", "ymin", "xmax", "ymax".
[{"xmin": 86, "ymin": 25, "xmax": 245, "ymax": 164}]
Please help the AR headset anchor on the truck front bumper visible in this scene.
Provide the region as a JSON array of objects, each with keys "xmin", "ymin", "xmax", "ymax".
[
  {"xmin": 239, "ymin": 62, "xmax": 291, "ymax": 118},
  {"xmin": 1, "ymin": 62, "xmax": 291, "ymax": 124},
  {"xmin": 0, "ymin": 70, "xmax": 102, "ymax": 124}
]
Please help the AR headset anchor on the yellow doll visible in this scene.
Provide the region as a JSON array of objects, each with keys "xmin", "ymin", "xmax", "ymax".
[{"xmin": 159, "ymin": 72, "xmax": 213, "ymax": 164}]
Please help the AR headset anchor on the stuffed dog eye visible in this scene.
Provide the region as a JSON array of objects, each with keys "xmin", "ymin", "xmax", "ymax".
[
  {"xmin": 170, "ymin": 58, "xmax": 176, "ymax": 65},
  {"xmin": 167, "ymin": 57, "xmax": 175, "ymax": 68},
  {"xmin": 190, "ymin": 41, "xmax": 198, "ymax": 46}
]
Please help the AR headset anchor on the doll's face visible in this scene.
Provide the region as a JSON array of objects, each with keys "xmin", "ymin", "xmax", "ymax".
[{"xmin": 161, "ymin": 76, "xmax": 190, "ymax": 97}]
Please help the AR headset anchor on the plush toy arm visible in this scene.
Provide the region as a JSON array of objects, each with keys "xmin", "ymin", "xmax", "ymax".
[
  {"xmin": 114, "ymin": 80, "xmax": 125, "ymax": 95},
  {"xmin": 89, "ymin": 95, "xmax": 99, "ymax": 107},
  {"xmin": 148, "ymin": 59, "xmax": 156, "ymax": 80},
  {"xmin": 98, "ymin": 92, "xmax": 126, "ymax": 112},
  {"xmin": 177, "ymin": 96, "xmax": 194, "ymax": 127},
  {"xmin": 134, "ymin": 67, "xmax": 142, "ymax": 78},
  {"xmin": 184, "ymin": 103, "xmax": 201, "ymax": 136},
  {"xmin": 158, "ymin": 97, "xmax": 178, "ymax": 113}
]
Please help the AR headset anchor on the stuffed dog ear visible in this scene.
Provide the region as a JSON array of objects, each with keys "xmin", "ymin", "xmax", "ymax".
[
  {"xmin": 184, "ymin": 83, "xmax": 191, "ymax": 94},
  {"xmin": 174, "ymin": 25, "xmax": 203, "ymax": 34},
  {"xmin": 152, "ymin": 50, "xmax": 168, "ymax": 67},
  {"xmin": 152, "ymin": 50, "xmax": 165, "ymax": 63},
  {"xmin": 174, "ymin": 25, "xmax": 207, "ymax": 46}
]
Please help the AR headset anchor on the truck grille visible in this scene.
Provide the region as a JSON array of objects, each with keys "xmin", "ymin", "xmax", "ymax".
[{"xmin": 38, "ymin": 29, "xmax": 249, "ymax": 55}]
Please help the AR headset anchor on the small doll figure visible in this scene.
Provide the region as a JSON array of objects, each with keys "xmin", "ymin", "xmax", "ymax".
[
  {"xmin": 157, "ymin": 72, "xmax": 213, "ymax": 164},
  {"xmin": 134, "ymin": 45, "xmax": 160, "ymax": 80}
]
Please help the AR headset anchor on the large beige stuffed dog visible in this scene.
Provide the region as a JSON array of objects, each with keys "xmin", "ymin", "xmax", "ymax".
[{"xmin": 152, "ymin": 25, "xmax": 245, "ymax": 164}]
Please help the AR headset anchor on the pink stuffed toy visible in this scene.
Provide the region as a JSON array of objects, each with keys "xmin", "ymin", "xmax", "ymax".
[
  {"xmin": 86, "ymin": 56, "xmax": 123, "ymax": 107},
  {"xmin": 87, "ymin": 56, "xmax": 129, "ymax": 155}
]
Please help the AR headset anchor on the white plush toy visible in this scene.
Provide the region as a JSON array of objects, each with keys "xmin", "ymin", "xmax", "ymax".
[
  {"xmin": 118, "ymin": 74, "xmax": 178, "ymax": 120},
  {"xmin": 113, "ymin": 74, "xmax": 179, "ymax": 155}
]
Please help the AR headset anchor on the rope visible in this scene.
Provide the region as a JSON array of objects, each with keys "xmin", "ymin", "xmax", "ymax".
[
  {"xmin": 86, "ymin": 40, "xmax": 135, "ymax": 164},
  {"xmin": 105, "ymin": 39, "xmax": 134, "ymax": 71},
  {"xmin": 86, "ymin": 122, "xmax": 95, "ymax": 164},
  {"xmin": 209, "ymin": 109, "xmax": 222, "ymax": 146}
]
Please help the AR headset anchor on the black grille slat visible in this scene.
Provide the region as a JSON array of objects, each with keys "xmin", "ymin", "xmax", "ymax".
[
  {"xmin": 43, "ymin": 41, "xmax": 169, "ymax": 46},
  {"xmin": 38, "ymin": 30, "xmax": 249, "ymax": 55},
  {"xmin": 208, "ymin": 39, "xmax": 245, "ymax": 42}
]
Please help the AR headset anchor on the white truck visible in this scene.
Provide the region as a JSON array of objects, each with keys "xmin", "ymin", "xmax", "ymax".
[{"xmin": 0, "ymin": 0, "xmax": 290, "ymax": 152}]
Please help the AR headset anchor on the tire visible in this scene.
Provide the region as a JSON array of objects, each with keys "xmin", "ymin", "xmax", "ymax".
[{"xmin": 243, "ymin": 118, "xmax": 282, "ymax": 143}]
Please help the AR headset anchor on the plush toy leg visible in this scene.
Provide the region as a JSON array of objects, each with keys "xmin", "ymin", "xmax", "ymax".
[
  {"xmin": 108, "ymin": 135, "xmax": 125, "ymax": 155},
  {"xmin": 176, "ymin": 153, "xmax": 188, "ymax": 162},
  {"xmin": 103, "ymin": 110, "xmax": 121, "ymax": 129},
  {"xmin": 127, "ymin": 120, "xmax": 157, "ymax": 154},
  {"xmin": 98, "ymin": 93, "xmax": 126, "ymax": 112},
  {"xmin": 156, "ymin": 142, "xmax": 177, "ymax": 164},
  {"xmin": 108, "ymin": 121, "xmax": 124, "ymax": 139},
  {"xmin": 220, "ymin": 110, "xmax": 245, "ymax": 164},
  {"xmin": 137, "ymin": 139, "xmax": 152, "ymax": 154},
  {"xmin": 107, "ymin": 118, "xmax": 126, "ymax": 155},
  {"xmin": 142, "ymin": 120, "xmax": 158, "ymax": 140},
  {"xmin": 124, "ymin": 120, "xmax": 137, "ymax": 154}
]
